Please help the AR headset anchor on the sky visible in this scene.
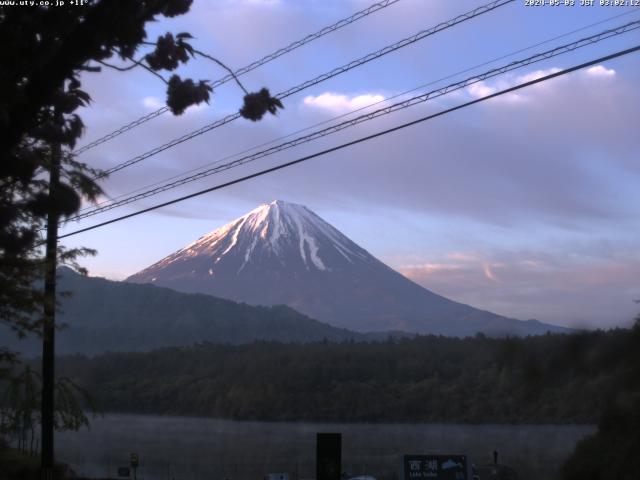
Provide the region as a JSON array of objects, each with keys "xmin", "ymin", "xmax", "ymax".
[{"xmin": 59, "ymin": 0, "xmax": 640, "ymax": 330}]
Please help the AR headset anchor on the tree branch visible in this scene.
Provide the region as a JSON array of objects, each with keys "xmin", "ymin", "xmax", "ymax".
[
  {"xmin": 94, "ymin": 59, "xmax": 138, "ymax": 72},
  {"xmin": 124, "ymin": 56, "xmax": 168, "ymax": 84},
  {"xmin": 142, "ymin": 40, "xmax": 249, "ymax": 95},
  {"xmin": 0, "ymin": 0, "xmax": 176, "ymax": 159},
  {"xmin": 192, "ymin": 48, "xmax": 249, "ymax": 95}
]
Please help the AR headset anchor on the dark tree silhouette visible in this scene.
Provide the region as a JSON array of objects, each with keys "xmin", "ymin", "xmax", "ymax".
[
  {"xmin": 0, "ymin": 5, "xmax": 284, "ymax": 471},
  {"xmin": 52, "ymin": 326, "xmax": 640, "ymax": 424},
  {"xmin": 0, "ymin": 0, "xmax": 283, "ymax": 351},
  {"xmin": 561, "ymin": 315, "xmax": 640, "ymax": 480}
]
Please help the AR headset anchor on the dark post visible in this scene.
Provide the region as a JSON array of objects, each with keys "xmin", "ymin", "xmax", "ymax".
[
  {"xmin": 131, "ymin": 453, "xmax": 139, "ymax": 480},
  {"xmin": 41, "ymin": 139, "xmax": 61, "ymax": 479},
  {"xmin": 317, "ymin": 433, "xmax": 341, "ymax": 480}
]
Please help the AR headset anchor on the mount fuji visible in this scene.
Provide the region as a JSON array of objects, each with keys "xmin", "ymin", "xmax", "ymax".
[{"xmin": 127, "ymin": 201, "xmax": 567, "ymax": 336}]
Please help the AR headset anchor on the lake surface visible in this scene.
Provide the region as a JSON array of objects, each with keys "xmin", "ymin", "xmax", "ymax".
[{"xmin": 56, "ymin": 414, "xmax": 595, "ymax": 480}]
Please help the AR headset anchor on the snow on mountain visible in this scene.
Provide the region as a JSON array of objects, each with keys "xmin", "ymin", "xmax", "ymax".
[
  {"xmin": 134, "ymin": 200, "xmax": 376, "ymax": 278},
  {"xmin": 127, "ymin": 201, "xmax": 569, "ymax": 337}
]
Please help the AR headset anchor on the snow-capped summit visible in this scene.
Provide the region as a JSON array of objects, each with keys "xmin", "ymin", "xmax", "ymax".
[
  {"xmin": 138, "ymin": 200, "xmax": 373, "ymax": 278},
  {"xmin": 127, "ymin": 201, "xmax": 568, "ymax": 336}
]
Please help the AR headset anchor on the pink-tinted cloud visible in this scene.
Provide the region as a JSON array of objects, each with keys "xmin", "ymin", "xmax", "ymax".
[{"xmin": 397, "ymin": 247, "xmax": 640, "ymax": 329}]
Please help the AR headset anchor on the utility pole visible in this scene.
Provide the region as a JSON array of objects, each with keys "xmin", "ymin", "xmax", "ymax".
[{"xmin": 41, "ymin": 128, "xmax": 61, "ymax": 479}]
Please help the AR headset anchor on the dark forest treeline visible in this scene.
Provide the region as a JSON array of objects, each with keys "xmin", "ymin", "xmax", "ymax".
[{"xmin": 55, "ymin": 326, "xmax": 640, "ymax": 424}]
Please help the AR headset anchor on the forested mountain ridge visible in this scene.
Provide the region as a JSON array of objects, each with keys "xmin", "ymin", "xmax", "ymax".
[
  {"xmin": 56, "ymin": 325, "xmax": 640, "ymax": 424},
  {"xmin": 0, "ymin": 267, "xmax": 364, "ymax": 356}
]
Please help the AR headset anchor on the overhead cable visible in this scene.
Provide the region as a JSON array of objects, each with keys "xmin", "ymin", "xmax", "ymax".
[
  {"xmin": 66, "ymin": 21, "xmax": 640, "ymax": 223},
  {"xmin": 74, "ymin": 8, "xmax": 640, "ymax": 215},
  {"xmin": 92, "ymin": 0, "xmax": 515, "ymax": 178},
  {"xmin": 59, "ymin": 44, "xmax": 640, "ymax": 239},
  {"xmin": 72, "ymin": 0, "xmax": 405, "ymax": 155}
]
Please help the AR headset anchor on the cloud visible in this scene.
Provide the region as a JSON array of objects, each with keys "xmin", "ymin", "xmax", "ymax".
[
  {"xmin": 516, "ymin": 67, "xmax": 562, "ymax": 83},
  {"xmin": 483, "ymin": 263, "xmax": 498, "ymax": 282},
  {"xmin": 78, "ymin": 54, "xmax": 639, "ymax": 235},
  {"xmin": 397, "ymin": 246, "xmax": 640, "ymax": 329},
  {"xmin": 585, "ymin": 65, "xmax": 616, "ymax": 78},
  {"xmin": 142, "ymin": 96, "xmax": 164, "ymax": 110},
  {"xmin": 397, "ymin": 262, "xmax": 463, "ymax": 276},
  {"xmin": 65, "ymin": 1, "xmax": 640, "ymax": 330},
  {"xmin": 466, "ymin": 82, "xmax": 497, "ymax": 99},
  {"xmin": 303, "ymin": 92, "xmax": 385, "ymax": 113},
  {"xmin": 447, "ymin": 252, "xmax": 480, "ymax": 262},
  {"xmin": 142, "ymin": 96, "xmax": 208, "ymax": 114},
  {"xmin": 464, "ymin": 65, "xmax": 612, "ymax": 104}
]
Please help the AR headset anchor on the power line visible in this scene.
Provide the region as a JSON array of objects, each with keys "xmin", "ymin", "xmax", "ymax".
[
  {"xmin": 73, "ymin": 8, "xmax": 640, "ymax": 216},
  {"xmin": 66, "ymin": 20, "xmax": 640, "ymax": 223},
  {"xmin": 71, "ymin": 20, "xmax": 640, "ymax": 220},
  {"xmin": 72, "ymin": 108, "xmax": 168, "ymax": 156},
  {"xmin": 58, "ymin": 44, "xmax": 640, "ymax": 240},
  {"xmin": 72, "ymin": 0, "xmax": 404, "ymax": 156},
  {"xmin": 93, "ymin": 0, "xmax": 515, "ymax": 179}
]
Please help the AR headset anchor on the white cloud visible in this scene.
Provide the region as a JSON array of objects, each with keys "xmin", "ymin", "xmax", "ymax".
[
  {"xmin": 465, "ymin": 65, "xmax": 613, "ymax": 105},
  {"xmin": 466, "ymin": 81, "xmax": 497, "ymax": 99},
  {"xmin": 303, "ymin": 92, "xmax": 385, "ymax": 113},
  {"xmin": 142, "ymin": 95, "xmax": 206, "ymax": 114},
  {"xmin": 142, "ymin": 96, "xmax": 164, "ymax": 110},
  {"xmin": 464, "ymin": 68, "xmax": 564, "ymax": 103},
  {"xmin": 585, "ymin": 65, "xmax": 616, "ymax": 78},
  {"xmin": 516, "ymin": 67, "xmax": 562, "ymax": 84},
  {"xmin": 473, "ymin": 67, "xmax": 563, "ymax": 101},
  {"xmin": 477, "ymin": 65, "xmax": 616, "ymax": 103}
]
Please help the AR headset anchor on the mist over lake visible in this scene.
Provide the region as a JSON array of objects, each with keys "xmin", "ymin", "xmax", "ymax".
[{"xmin": 56, "ymin": 414, "xmax": 595, "ymax": 480}]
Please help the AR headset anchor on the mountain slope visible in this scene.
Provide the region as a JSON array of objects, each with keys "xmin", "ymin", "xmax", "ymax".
[
  {"xmin": 128, "ymin": 201, "xmax": 568, "ymax": 336},
  {"xmin": 1, "ymin": 267, "xmax": 364, "ymax": 356}
]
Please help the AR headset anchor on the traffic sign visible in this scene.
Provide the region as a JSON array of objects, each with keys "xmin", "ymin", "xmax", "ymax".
[{"xmin": 402, "ymin": 454, "xmax": 470, "ymax": 480}]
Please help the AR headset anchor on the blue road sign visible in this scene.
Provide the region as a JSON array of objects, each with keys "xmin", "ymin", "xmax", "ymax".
[{"xmin": 402, "ymin": 454, "xmax": 470, "ymax": 480}]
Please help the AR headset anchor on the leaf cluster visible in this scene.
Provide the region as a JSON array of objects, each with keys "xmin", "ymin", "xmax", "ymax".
[
  {"xmin": 240, "ymin": 88, "xmax": 285, "ymax": 121},
  {"xmin": 167, "ymin": 75, "xmax": 212, "ymax": 115}
]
